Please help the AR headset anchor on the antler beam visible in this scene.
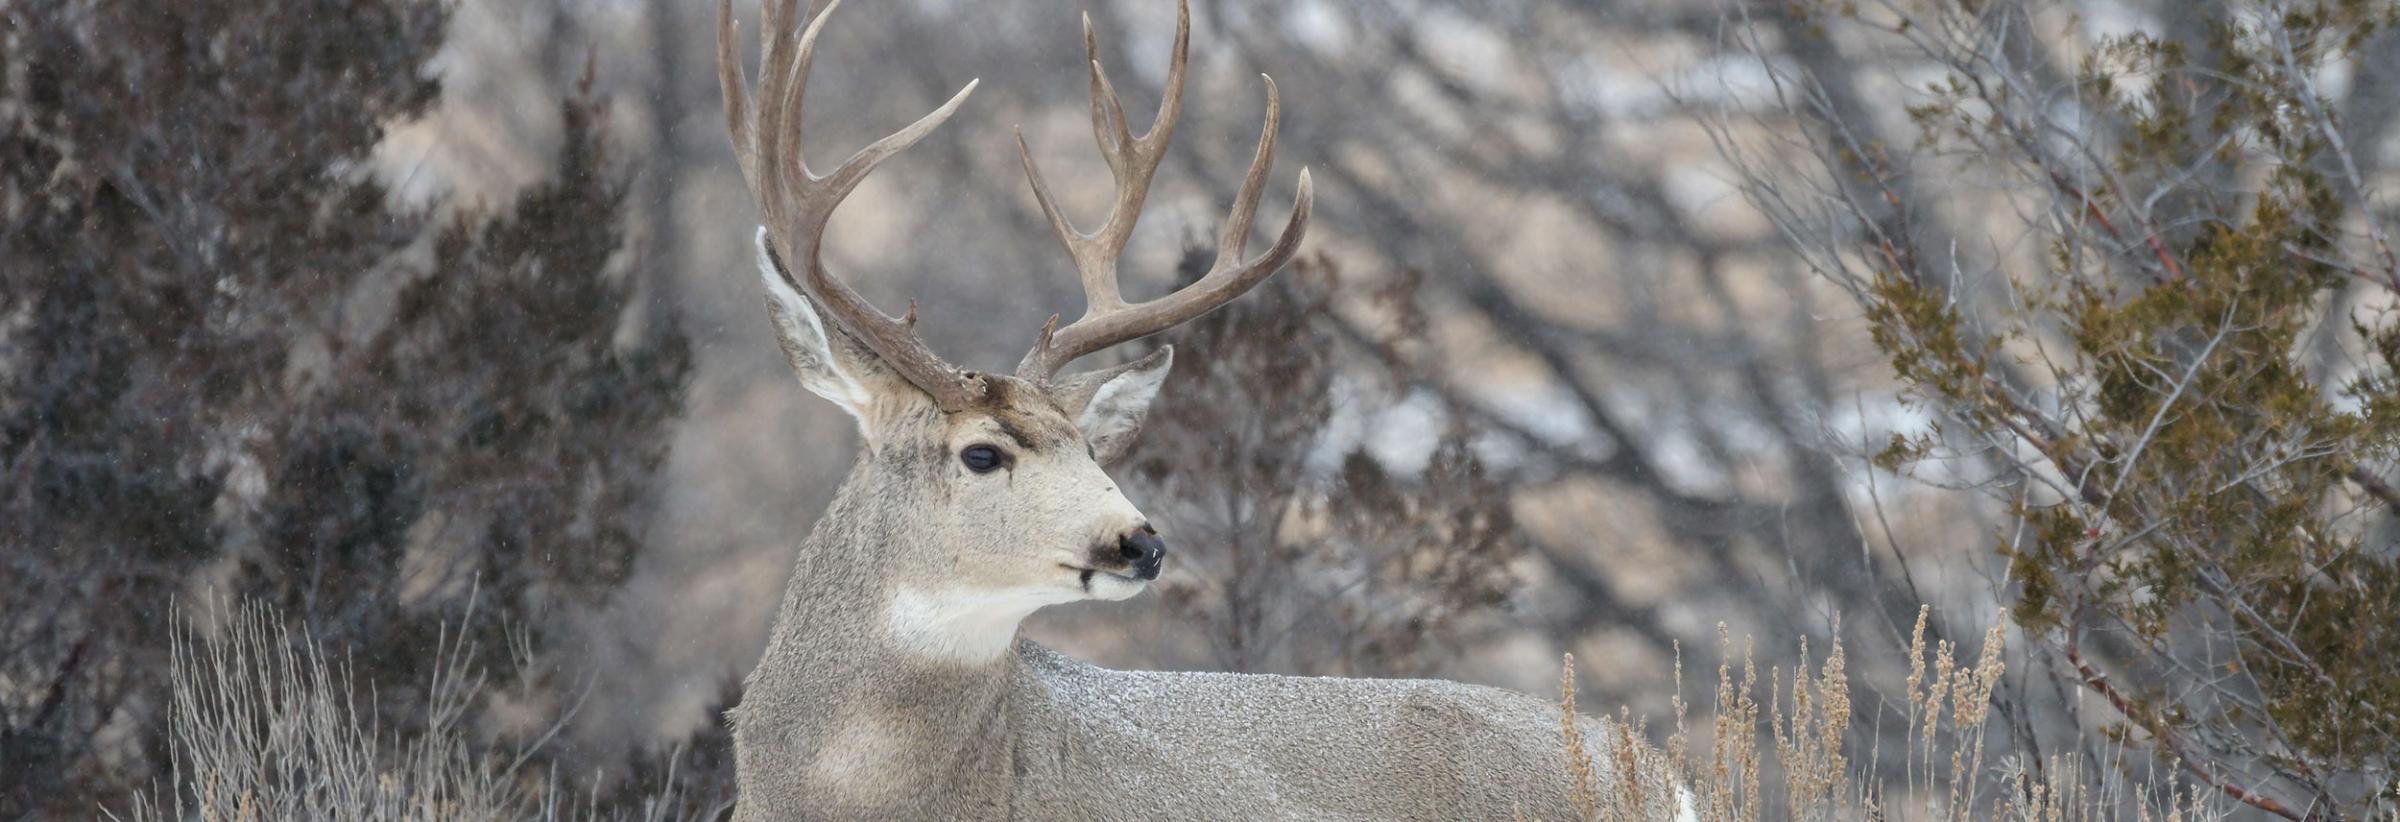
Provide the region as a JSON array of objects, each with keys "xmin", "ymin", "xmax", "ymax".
[
  {"xmin": 1013, "ymin": 0, "xmax": 1314, "ymax": 381},
  {"xmin": 719, "ymin": 0, "xmax": 987, "ymax": 410}
]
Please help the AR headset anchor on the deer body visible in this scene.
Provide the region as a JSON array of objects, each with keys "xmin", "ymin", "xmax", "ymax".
[
  {"xmin": 741, "ymin": 636, "xmax": 1657, "ymax": 820},
  {"xmin": 714, "ymin": 2, "xmax": 1684, "ymax": 818},
  {"xmin": 726, "ymin": 399, "xmax": 1676, "ymax": 820}
]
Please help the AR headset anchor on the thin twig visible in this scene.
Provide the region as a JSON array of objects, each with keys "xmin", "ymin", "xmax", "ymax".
[{"xmin": 2064, "ymin": 641, "xmax": 2304, "ymax": 821}]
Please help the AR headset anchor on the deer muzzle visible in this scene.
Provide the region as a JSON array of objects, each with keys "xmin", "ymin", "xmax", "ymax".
[{"xmin": 1115, "ymin": 524, "xmax": 1165, "ymax": 581}]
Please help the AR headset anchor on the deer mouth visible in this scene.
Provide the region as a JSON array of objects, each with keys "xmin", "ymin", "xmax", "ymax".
[{"xmin": 1065, "ymin": 565, "xmax": 1150, "ymax": 594}]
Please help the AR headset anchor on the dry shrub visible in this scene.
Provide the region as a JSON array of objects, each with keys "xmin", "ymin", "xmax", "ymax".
[
  {"xmin": 119, "ymin": 603, "xmax": 726, "ymax": 822},
  {"xmin": 1132, "ymin": 254, "xmax": 1520, "ymax": 676},
  {"xmin": 121, "ymin": 605, "xmax": 519, "ymax": 822}
]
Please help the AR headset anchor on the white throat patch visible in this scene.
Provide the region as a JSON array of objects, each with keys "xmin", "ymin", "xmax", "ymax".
[{"xmin": 886, "ymin": 585, "xmax": 1082, "ymax": 664}]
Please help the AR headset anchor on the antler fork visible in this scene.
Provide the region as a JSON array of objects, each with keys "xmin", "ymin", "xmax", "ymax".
[
  {"xmin": 719, "ymin": 0, "xmax": 988, "ymax": 410},
  {"xmin": 1013, "ymin": 0, "xmax": 1314, "ymax": 380}
]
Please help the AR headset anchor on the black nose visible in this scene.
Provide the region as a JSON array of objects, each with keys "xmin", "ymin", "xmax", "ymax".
[{"xmin": 1117, "ymin": 525, "xmax": 1165, "ymax": 580}]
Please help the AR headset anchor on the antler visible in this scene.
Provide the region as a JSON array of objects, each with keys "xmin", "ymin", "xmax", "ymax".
[
  {"xmin": 1013, "ymin": 0, "xmax": 1314, "ymax": 381},
  {"xmin": 719, "ymin": 0, "xmax": 987, "ymax": 410}
]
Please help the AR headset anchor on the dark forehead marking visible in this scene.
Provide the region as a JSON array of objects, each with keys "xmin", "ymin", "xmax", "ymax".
[
  {"xmin": 977, "ymin": 377, "xmax": 1059, "ymax": 412},
  {"xmin": 993, "ymin": 407, "xmax": 1084, "ymax": 451},
  {"xmin": 992, "ymin": 418, "xmax": 1036, "ymax": 450},
  {"xmin": 969, "ymin": 377, "xmax": 1081, "ymax": 451}
]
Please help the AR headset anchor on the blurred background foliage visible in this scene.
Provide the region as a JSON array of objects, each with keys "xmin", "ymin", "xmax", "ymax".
[
  {"xmin": 0, "ymin": 0, "xmax": 692, "ymax": 813},
  {"xmin": 2, "ymin": 0, "xmax": 2396, "ymax": 817}
]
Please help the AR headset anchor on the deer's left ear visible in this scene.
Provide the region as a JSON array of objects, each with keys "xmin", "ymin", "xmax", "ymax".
[{"xmin": 1046, "ymin": 346, "xmax": 1174, "ymax": 465}]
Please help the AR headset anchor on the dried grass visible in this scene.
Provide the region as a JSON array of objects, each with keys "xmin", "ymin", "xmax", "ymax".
[
  {"xmin": 1554, "ymin": 608, "xmax": 2231, "ymax": 822},
  {"xmin": 118, "ymin": 601, "xmax": 2246, "ymax": 821},
  {"xmin": 115, "ymin": 604, "xmax": 522, "ymax": 821},
  {"xmin": 113, "ymin": 604, "xmax": 722, "ymax": 822}
]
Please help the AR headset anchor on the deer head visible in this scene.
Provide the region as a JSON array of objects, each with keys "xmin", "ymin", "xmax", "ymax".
[{"xmin": 717, "ymin": 0, "xmax": 1309, "ymax": 661}]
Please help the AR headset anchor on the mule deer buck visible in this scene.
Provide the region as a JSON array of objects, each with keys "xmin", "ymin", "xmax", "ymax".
[{"xmin": 716, "ymin": 0, "xmax": 1687, "ymax": 818}]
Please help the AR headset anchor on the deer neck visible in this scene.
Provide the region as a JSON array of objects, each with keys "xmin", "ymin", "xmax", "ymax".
[{"xmin": 734, "ymin": 459, "xmax": 1030, "ymax": 813}]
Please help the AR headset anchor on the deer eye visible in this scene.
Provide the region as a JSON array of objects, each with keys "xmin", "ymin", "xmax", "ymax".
[{"xmin": 960, "ymin": 444, "xmax": 1008, "ymax": 473}]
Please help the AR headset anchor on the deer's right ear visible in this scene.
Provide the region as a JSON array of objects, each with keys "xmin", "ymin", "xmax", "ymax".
[{"xmin": 754, "ymin": 230, "xmax": 907, "ymax": 438}]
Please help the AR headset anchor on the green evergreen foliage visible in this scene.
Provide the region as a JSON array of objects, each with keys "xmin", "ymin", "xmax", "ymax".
[{"xmin": 1806, "ymin": 0, "xmax": 2400, "ymax": 813}]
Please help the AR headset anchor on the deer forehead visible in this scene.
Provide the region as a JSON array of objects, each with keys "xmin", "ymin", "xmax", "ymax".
[{"xmin": 943, "ymin": 384, "xmax": 1082, "ymax": 453}]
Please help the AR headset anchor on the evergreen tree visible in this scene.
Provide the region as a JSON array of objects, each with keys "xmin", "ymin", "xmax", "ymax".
[{"xmin": 0, "ymin": 1, "xmax": 692, "ymax": 813}]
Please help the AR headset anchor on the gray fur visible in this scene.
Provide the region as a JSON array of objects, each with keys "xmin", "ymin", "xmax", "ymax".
[
  {"xmin": 730, "ymin": 264, "xmax": 1688, "ymax": 821},
  {"xmin": 1044, "ymin": 346, "xmax": 1172, "ymax": 465}
]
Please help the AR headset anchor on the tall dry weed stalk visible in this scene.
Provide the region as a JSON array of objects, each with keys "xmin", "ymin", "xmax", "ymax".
[
  {"xmin": 1560, "ymin": 654, "xmax": 1602, "ymax": 820},
  {"xmin": 1554, "ymin": 656, "xmax": 1684, "ymax": 821},
  {"xmin": 1557, "ymin": 608, "xmax": 2229, "ymax": 821}
]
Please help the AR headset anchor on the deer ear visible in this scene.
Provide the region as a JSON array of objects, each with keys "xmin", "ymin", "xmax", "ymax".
[
  {"xmin": 1047, "ymin": 346, "xmax": 1174, "ymax": 465},
  {"xmin": 753, "ymin": 229, "xmax": 914, "ymax": 439}
]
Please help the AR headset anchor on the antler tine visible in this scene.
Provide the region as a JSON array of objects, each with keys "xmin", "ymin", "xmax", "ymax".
[
  {"xmin": 1083, "ymin": 19, "xmax": 1132, "ymax": 176},
  {"xmin": 1016, "ymin": 1, "xmax": 1193, "ymax": 318},
  {"xmin": 719, "ymin": 0, "xmax": 987, "ymax": 411},
  {"xmin": 1207, "ymin": 76, "xmax": 1311, "ymax": 280},
  {"xmin": 716, "ymin": 0, "xmax": 756, "ymax": 186},
  {"xmin": 1014, "ymin": 0, "xmax": 1312, "ymax": 381}
]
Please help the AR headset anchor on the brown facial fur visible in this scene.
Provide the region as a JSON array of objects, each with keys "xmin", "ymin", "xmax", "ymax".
[{"xmin": 956, "ymin": 376, "xmax": 1084, "ymax": 455}]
